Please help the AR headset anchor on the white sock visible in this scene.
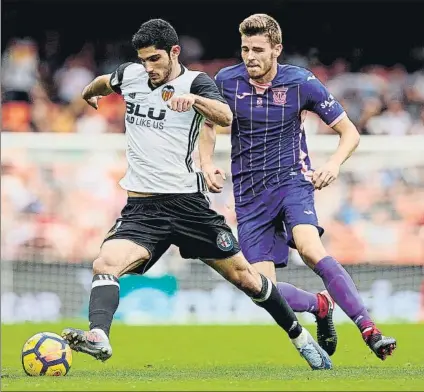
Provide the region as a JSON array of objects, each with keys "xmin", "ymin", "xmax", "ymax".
[
  {"xmin": 90, "ymin": 328, "xmax": 109, "ymax": 341},
  {"xmin": 291, "ymin": 327, "xmax": 309, "ymax": 348}
]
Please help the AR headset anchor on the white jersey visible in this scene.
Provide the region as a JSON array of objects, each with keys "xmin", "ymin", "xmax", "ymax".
[{"xmin": 110, "ymin": 62, "xmax": 226, "ymax": 194}]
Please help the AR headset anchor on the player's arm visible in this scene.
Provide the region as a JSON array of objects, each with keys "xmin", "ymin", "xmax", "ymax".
[
  {"xmin": 198, "ymin": 120, "xmax": 226, "ymax": 193},
  {"xmin": 81, "ymin": 74, "xmax": 114, "ymax": 109},
  {"xmin": 81, "ymin": 62, "xmax": 132, "ymax": 109},
  {"xmin": 302, "ymin": 75, "xmax": 360, "ymax": 189},
  {"xmin": 329, "ymin": 116, "xmax": 360, "ymax": 166},
  {"xmin": 190, "ymin": 73, "xmax": 233, "ymax": 127},
  {"xmin": 199, "ymin": 120, "xmax": 216, "ymax": 167},
  {"xmin": 192, "ymin": 96, "xmax": 232, "ymax": 127}
]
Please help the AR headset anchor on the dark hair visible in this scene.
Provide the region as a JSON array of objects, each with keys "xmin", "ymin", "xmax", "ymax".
[{"xmin": 132, "ymin": 19, "xmax": 179, "ymax": 53}]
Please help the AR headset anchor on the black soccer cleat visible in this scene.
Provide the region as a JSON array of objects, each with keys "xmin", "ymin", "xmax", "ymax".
[
  {"xmin": 362, "ymin": 326, "xmax": 397, "ymax": 360},
  {"xmin": 315, "ymin": 290, "xmax": 338, "ymax": 356}
]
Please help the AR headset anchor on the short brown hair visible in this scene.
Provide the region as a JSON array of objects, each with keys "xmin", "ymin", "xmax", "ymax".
[{"xmin": 239, "ymin": 14, "xmax": 282, "ymax": 46}]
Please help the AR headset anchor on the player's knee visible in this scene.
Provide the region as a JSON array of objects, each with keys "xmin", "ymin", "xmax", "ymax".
[
  {"xmin": 92, "ymin": 256, "xmax": 122, "ymax": 277},
  {"xmin": 296, "ymin": 242, "xmax": 327, "ymax": 267},
  {"xmin": 293, "ymin": 225, "xmax": 327, "ymax": 266},
  {"xmin": 229, "ymin": 268, "xmax": 262, "ymax": 297}
]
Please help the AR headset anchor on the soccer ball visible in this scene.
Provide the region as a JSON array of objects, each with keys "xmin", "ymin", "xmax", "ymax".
[{"xmin": 21, "ymin": 332, "xmax": 72, "ymax": 376}]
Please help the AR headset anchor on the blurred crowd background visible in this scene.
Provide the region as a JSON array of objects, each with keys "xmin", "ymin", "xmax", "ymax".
[
  {"xmin": 2, "ymin": 144, "xmax": 423, "ymax": 266},
  {"xmin": 2, "ymin": 0, "xmax": 424, "ymax": 136},
  {"xmin": 2, "ymin": 35, "xmax": 424, "ymax": 135},
  {"xmin": 1, "ymin": 0, "xmax": 424, "ymax": 268}
]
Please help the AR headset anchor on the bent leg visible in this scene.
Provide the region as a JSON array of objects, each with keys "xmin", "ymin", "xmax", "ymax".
[
  {"xmin": 89, "ymin": 238, "xmax": 151, "ymax": 336},
  {"xmin": 62, "ymin": 238, "xmax": 151, "ymax": 361},
  {"xmin": 277, "ymin": 282, "xmax": 320, "ymax": 314},
  {"xmin": 202, "ymin": 253, "xmax": 332, "ymax": 370},
  {"xmin": 202, "ymin": 253, "xmax": 303, "ymax": 338}
]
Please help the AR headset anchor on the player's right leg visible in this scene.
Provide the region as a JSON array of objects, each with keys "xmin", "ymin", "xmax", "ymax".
[
  {"xmin": 171, "ymin": 193, "xmax": 331, "ymax": 370},
  {"xmin": 237, "ymin": 204, "xmax": 338, "ymax": 356},
  {"xmin": 62, "ymin": 197, "xmax": 172, "ymax": 361},
  {"xmin": 62, "ymin": 239, "xmax": 150, "ymax": 361}
]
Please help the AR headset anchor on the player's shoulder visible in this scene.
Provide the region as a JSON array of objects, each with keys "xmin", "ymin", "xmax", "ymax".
[
  {"xmin": 111, "ymin": 62, "xmax": 147, "ymax": 85},
  {"xmin": 277, "ymin": 64, "xmax": 316, "ymax": 85},
  {"xmin": 110, "ymin": 62, "xmax": 150, "ymax": 94},
  {"xmin": 182, "ymin": 68, "xmax": 204, "ymax": 80},
  {"xmin": 215, "ymin": 62, "xmax": 246, "ymax": 82},
  {"xmin": 119, "ymin": 62, "xmax": 146, "ymax": 79},
  {"xmin": 174, "ymin": 67, "xmax": 210, "ymax": 88}
]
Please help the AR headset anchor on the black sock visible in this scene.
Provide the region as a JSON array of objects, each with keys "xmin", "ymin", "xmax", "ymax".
[
  {"xmin": 252, "ymin": 274, "xmax": 303, "ymax": 339},
  {"xmin": 88, "ymin": 274, "xmax": 120, "ymax": 337}
]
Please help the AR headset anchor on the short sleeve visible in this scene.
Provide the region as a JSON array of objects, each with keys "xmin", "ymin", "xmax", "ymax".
[
  {"xmin": 190, "ymin": 73, "xmax": 227, "ymax": 104},
  {"xmin": 109, "ymin": 62, "xmax": 133, "ymax": 95},
  {"xmin": 301, "ymin": 74, "xmax": 346, "ymax": 127}
]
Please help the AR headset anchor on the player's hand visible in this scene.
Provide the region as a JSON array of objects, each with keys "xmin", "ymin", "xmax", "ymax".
[
  {"xmin": 308, "ymin": 160, "xmax": 340, "ymax": 190},
  {"xmin": 201, "ymin": 163, "xmax": 226, "ymax": 193},
  {"xmin": 167, "ymin": 94, "xmax": 196, "ymax": 112},
  {"xmin": 84, "ymin": 96, "xmax": 103, "ymax": 110}
]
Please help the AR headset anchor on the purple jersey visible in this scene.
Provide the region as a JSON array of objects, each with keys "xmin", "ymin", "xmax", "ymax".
[{"xmin": 215, "ymin": 63, "xmax": 346, "ymax": 204}]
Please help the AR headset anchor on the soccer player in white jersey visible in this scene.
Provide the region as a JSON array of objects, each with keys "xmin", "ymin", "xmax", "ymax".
[{"xmin": 62, "ymin": 19, "xmax": 332, "ymax": 370}]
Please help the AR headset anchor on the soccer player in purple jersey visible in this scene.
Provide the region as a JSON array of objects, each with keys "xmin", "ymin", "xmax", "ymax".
[{"xmin": 204, "ymin": 14, "xmax": 396, "ymax": 360}]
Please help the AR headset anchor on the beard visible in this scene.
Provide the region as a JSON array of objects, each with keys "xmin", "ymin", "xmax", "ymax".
[
  {"xmin": 247, "ymin": 58, "xmax": 273, "ymax": 80},
  {"xmin": 151, "ymin": 59, "xmax": 173, "ymax": 87}
]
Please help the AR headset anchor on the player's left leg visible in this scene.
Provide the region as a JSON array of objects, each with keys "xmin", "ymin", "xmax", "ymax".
[
  {"xmin": 173, "ymin": 193, "xmax": 332, "ymax": 370},
  {"xmin": 236, "ymin": 197, "xmax": 321, "ymax": 313},
  {"xmin": 202, "ymin": 253, "xmax": 331, "ymax": 370},
  {"xmin": 283, "ymin": 181, "xmax": 397, "ymax": 360}
]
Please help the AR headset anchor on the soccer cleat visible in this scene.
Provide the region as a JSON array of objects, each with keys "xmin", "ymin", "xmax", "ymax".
[
  {"xmin": 362, "ymin": 326, "xmax": 397, "ymax": 360},
  {"xmin": 315, "ymin": 290, "xmax": 338, "ymax": 356},
  {"xmin": 291, "ymin": 327, "xmax": 333, "ymax": 370},
  {"xmin": 61, "ymin": 328, "xmax": 112, "ymax": 362}
]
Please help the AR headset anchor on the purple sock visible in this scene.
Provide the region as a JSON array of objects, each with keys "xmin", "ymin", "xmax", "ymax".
[
  {"xmin": 314, "ymin": 256, "xmax": 374, "ymax": 331},
  {"xmin": 277, "ymin": 282, "xmax": 319, "ymax": 314}
]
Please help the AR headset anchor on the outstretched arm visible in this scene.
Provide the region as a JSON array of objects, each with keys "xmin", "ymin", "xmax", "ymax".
[{"xmin": 81, "ymin": 74, "xmax": 114, "ymax": 109}]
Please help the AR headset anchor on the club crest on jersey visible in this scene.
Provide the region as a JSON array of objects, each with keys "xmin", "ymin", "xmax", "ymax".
[
  {"xmin": 272, "ymin": 87, "xmax": 288, "ymax": 105},
  {"xmin": 161, "ymin": 85, "xmax": 175, "ymax": 101},
  {"xmin": 216, "ymin": 231, "xmax": 234, "ymax": 252}
]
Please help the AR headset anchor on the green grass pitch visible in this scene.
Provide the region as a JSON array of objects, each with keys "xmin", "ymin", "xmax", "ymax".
[{"xmin": 2, "ymin": 322, "xmax": 424, "ymax": 391}]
